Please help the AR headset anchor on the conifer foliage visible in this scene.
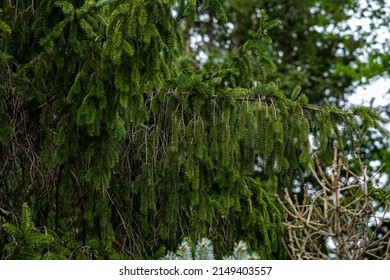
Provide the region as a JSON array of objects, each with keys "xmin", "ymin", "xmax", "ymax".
[
  {"xmin": 163, "ymin": 237, "xmax": 259, "ymax": 260},
  {"xmin": 0, "ymin": 1, "xmax": 388, "ymax": 259},
  {"xmin": 2, "ymin": 203, "xmax": 54, "ymax": 259}
]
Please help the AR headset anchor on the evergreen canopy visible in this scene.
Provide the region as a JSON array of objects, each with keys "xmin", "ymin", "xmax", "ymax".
[{"xmin": 0, "ymin": 0, "xmax": 388, "ymax": 259}]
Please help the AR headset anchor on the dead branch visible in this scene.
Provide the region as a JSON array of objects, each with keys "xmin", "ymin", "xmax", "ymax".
[{"xmin": 277, "ymin": 141, "xmax": 390, "ymax": 260}]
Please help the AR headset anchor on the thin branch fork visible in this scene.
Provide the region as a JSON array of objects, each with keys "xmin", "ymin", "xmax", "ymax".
[{"xmin": 280, "ymin": 142, "xmax": 389, "ymax": 260}]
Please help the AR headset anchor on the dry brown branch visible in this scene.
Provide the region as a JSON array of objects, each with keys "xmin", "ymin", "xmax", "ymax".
[
  {"xmin": 0, "ymin": 207, "xmax": 14, "ymax": 221},
  {"xmin": 276, "ymin": 141, "xmax": 390, "ymax": 259}
]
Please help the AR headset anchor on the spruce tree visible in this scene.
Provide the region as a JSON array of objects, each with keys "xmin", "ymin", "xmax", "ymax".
[{"xmin": 0, "ymin": 0, "xmax": 388, "ymax": 259}]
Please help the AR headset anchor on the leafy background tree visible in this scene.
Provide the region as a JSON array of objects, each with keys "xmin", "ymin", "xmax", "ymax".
[
  {"xmin": 185, "ymin": 0, "xmax": 389, "ymax": 103},
  {"xmin": 0, "ymin": 0, "xmax": 388, "ymax": 259}
]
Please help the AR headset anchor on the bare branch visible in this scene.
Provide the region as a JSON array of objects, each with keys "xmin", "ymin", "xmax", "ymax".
[{"xmin": 279, "ymin": 145, "xmax": 390, "ymax": 259}]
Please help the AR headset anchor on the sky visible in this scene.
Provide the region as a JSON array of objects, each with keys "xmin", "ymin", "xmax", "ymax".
[
  {"xmin": 349, "ymin": 78, "xmax": 389, "ymax": 108},
  {"xmin": 347, "ymin": 1, "xmax": 389, "ymax": 111}
]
